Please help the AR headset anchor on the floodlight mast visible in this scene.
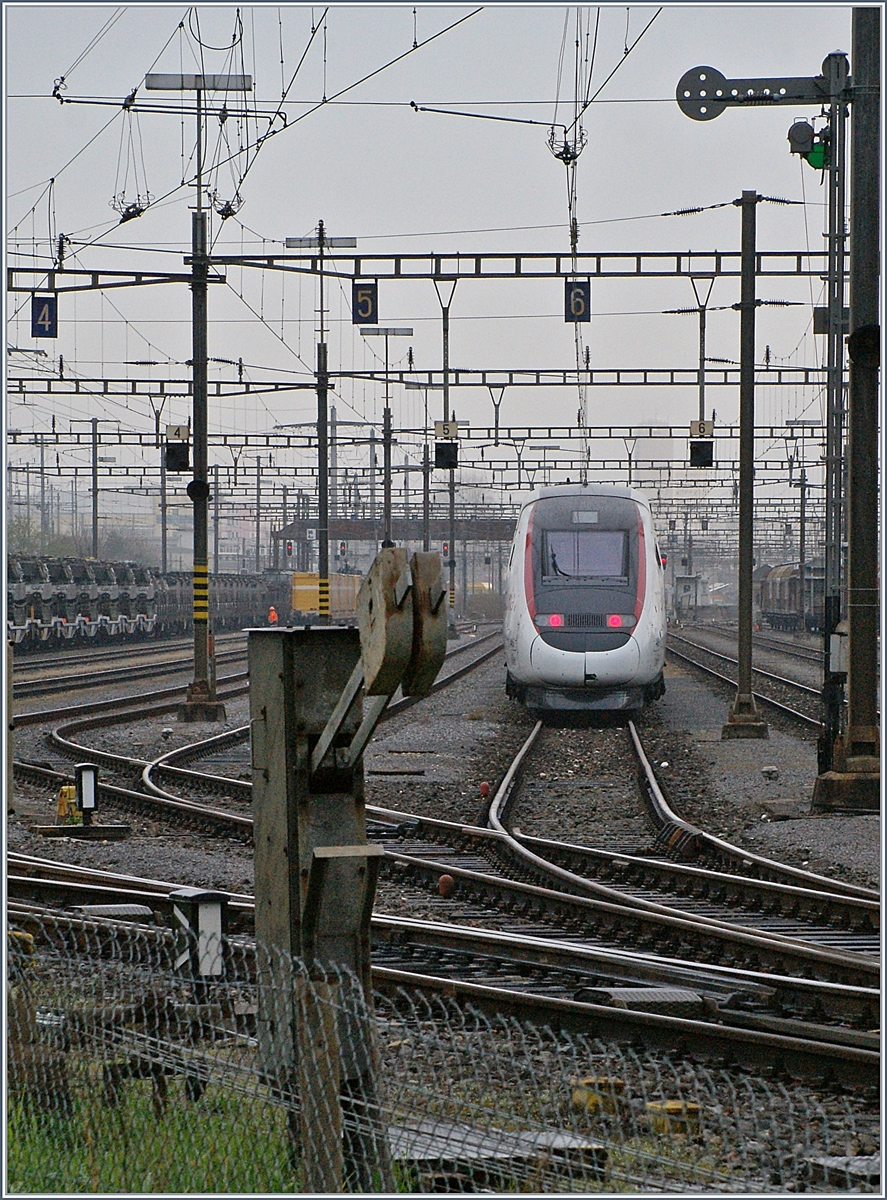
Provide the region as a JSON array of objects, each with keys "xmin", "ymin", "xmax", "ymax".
[{"xmin": 145, "ymin": 73, "xmax": 252, "ymax": 718}]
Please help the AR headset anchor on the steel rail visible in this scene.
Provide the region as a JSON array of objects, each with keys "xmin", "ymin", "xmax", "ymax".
[
  {"xmin": 669, "ymin": 633, "xmax": 821, "ymax": 696},
  {"xmin": 7, "ymin": 872, "xmax": 878, "ymax": 1082},
  {"xmin": 665, "ymin": 644, "xmax": 822, "ymax": 727},
  {"xmin": 627, "ymin": 720, "xmax": 877, "ymax": 902}
]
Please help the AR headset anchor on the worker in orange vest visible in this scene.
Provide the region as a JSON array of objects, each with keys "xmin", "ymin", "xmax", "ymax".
[{"xmin": 268, "ymin": 606, "xmax": 278, "ymax": 625}]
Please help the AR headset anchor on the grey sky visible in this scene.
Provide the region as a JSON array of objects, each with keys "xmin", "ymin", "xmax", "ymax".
[{"xmin": 4, "ymin": 4, "xmax": 858, "ymax": 507}]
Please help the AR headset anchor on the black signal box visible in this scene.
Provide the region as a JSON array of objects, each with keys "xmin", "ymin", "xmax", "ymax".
[
  {"xmin": 166, "ymin": 442, "xmax": 190, "ymax": 471},
  {"xmin": 689, "ymin": 440, "xmax": 714, "ymax": 468},
  {"xmin": 435, "ymin": 442, "xmax": 458, "ymax": 469}
]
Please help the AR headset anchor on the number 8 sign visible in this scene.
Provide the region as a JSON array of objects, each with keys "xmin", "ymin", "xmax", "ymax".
[
  {"xmin": 31, "ymin": 294, "xmax": 58, "ymax": 339},
  {"xmin": 352, "ymin": 281, "xmax": 377, "ymax": 325},
  {"xmin": 565, "ymin": 279, "xmax": 591, "ymax": 323}
]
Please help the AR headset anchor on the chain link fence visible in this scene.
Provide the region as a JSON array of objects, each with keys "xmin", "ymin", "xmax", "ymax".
[{"xmin": 7, "ymin": 913, "xmax": 880, "ymax": 1193}]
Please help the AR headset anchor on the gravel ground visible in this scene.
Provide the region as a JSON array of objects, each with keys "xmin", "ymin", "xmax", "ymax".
[{"xmin": 9, "ymin": 641, "xmax": 878, "ymax": 896}]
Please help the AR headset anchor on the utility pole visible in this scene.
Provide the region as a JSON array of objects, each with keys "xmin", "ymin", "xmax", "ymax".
[
  {"xmin": 404, "ymin": 381, "xmax": 442, "ymax": 553},
  {"xmin": 434, "ymin": 281, "xmax": 458, "ymax": 635},
  {"xmin": 723, "ymin": 191, "xmax": 768, "ymax": 739},
  {"xmin": 145, "ymin": 71, "xmax": 252, "ymax": 720},
  {"xmin": 38, "ymin": 436, "xmax": 47, "ymax": 552},
  {"xmin": 255, "ymin": 456, "xmax": 262, "ymax": 572},
  {"xmin": 813, "ymin": 7, "xmax": 880, "ymax": 811},
  {"xmin": 213, "ymin": 464, "xmax": 219, "ymax": 576},
  {"xmin": 91, "ymin": 418, "xmax": 98, "ymax": 558},
  {"xmin": 691, "ymin": 277, "xmax": 715, "ymax": 423},
  {"xmin": 330, "ymin": 405, "xmax": 337, "ymax": 523},
  {"xmin": 360, "ymin": 327, "xmax": 412, "ymax": 547},
  {"xmin": 819, "ymin": 51, "xmax": 850, "ymax": 776},
  {"xmin": 286, "ymin": 224, "xmax": 357, "ymax": 622}
]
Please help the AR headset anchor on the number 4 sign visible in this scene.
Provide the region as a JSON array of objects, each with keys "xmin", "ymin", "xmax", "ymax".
[{"xmin": 31, "ymin": 294, "xmax": 58, "ymax": 339}]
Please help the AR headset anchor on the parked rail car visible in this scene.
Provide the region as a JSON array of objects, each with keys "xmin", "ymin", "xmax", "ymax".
[
  {"xmin": 291, "ymin": 571, "xmax": 363, "ymax": 623},
  {"xmin": 503, "ymin": 485, "xmax": 667, "ymax": 712},
  {"xmin": 6, "ymin": 556, "xmax": 291, "ymax": 648},
  {"xmin": 754, "ymin": 558, "xmax": 825, "ymax": 633}
]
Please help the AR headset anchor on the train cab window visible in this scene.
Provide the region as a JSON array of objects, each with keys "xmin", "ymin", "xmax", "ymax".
[{"xmin": 542, "ymin": 530, "xmax": 628, "ymax": 584}]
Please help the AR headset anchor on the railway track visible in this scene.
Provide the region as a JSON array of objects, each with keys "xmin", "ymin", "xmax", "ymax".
[
  {"xmin": 16, "ymin": 683, "xmax": 878, "ymax": 1010},
  {"xmin": 8, "ymin": 853, "xmax": 878, "ymax": 1086},
  {"xmin": 11, "ymin": 626, "xmax": 879, "ymax": 1080},
  {"xmin": 666, "ymin": 633, "xmax": 823, "ymax": 726},
  {"xmin": 697, "ymin": 621, "xmax": 824, "ymax": 665}
]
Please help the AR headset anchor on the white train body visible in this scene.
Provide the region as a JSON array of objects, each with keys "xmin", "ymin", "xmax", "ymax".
[{"xmin": 503, "ymin": 485, "xmax": 666, "ymax": 712}]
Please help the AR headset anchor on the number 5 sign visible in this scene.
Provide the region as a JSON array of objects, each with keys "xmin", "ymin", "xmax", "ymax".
[
  {"xmin": 352, "ymin": 280, "xmax": 378, "ymax": 325},
  {"xmin": 565, "ymin": 279, "xmax": 591, "ymax": 323},
  {"xmin": 31, "ymin": 294, "xmax": 58, "ymax": 338}
]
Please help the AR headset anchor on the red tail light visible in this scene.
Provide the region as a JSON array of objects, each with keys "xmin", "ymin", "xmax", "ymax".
[
  {"xmin": 535, "ymin": 613, "xmax": 564, "ymax": 628},
  {"xmin": 607, "ymin": 614, "xmax": 623, "ymax": 628}
]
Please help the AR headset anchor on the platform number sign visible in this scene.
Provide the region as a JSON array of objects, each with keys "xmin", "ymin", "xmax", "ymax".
[
  {"xmin": 565, "ymin": 279, "xmax": 591, "ymax": 323},
  {"xmin": 31, "ymin": 294, "xmax": 58, "ymax": 339},
  {"xmin": 352, "ymin": 281, "xmax": 378, "ymax": 325}
]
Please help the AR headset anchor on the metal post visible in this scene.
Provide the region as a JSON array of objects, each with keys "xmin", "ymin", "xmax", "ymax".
[
  {"xmin": 160, "ymin": 440, "xmax": 168, "ymax": 574},
  {"xmin": 843, "ymin": 10, "xmax": 879, "ymax": 770},
  {"xmin": 444, "ymin": 311, "xmax": 456, "ymax": 627},
  {"xmin": 724, "ymin": 191, "xmax": 767, "ymax": 738},
  {"xmin": 369, "ymin": 429, "xmax": 377, "ymax": 533},
  {"xmin": 813, "ymin": 13, "xmax": 880, "ymax": 809},
  {"xmin": 690, "ymin": 276, "xmax": 715, "ymax": 423},
  {"xmin": 798, "ymin": 466, "xmax": 807, "ymax": 630},
  {"xmin": 255, "ymin": 457, "xmax": 261, "ymax": 572},
  {"xmin": 422, "ymin": 442, "xmax": 430, "ymax": 551},
  {"xmin": 818, "ymin": 52, "xmax": 850, "ymax": 772},
  {"xmin": 213, "ymin": 464, "xmax": 219, "ymax": 576},
  {"xmin": 182, "ymin": 87, "xmax": 222, "ymax": 720},
  {"xmin": 330, "ymin": 405, "xmax": 337, "ymax": 522},
  {"xmin": 39, "ymin": 436, "xmax": 46, "ymax": 551},
  {"xmin": 91, "ymin": 418, "xmax": 98, "ymax": 558},
  {"xmin": 382, "ymin": 405, "xmax": 393, "ymax": 546},
  {"xmin": 316, "ymin": 224, "xmax": 330, "ymax": 623}
]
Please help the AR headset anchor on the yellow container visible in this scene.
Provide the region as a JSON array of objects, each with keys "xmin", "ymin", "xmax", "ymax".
[
  {"xmin": 571, "ymin": 1076, "xmax": 626, "ymax": 1115},
  {"xmin": 291, "ymin": 572, "xmax": 362, "ymax": 619},
  {"xmin": 645, "ymin": 1099, "xmax": 701, "ymax": 1134}
]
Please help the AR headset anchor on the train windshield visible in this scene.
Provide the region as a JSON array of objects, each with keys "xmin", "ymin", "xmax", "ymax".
[{"xmin": 542, "ymin": 530, "xmax": 628, "ymax": 583}]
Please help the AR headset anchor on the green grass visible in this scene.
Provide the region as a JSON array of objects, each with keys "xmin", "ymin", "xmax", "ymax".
[{"xmin": 8, "ymin": 1078, "xmax": 303, "ymax": 1193}]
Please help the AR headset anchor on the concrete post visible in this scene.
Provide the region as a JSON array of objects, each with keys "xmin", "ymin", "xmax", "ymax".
[{"xmin": 249, "ymin": 627, "xmax": 393, "ymax": 1189}]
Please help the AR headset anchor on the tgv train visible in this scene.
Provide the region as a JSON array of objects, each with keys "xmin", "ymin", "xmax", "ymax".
[{"xmin": 504, "ymin": 485, "xmax": 667, "ymax": 712}]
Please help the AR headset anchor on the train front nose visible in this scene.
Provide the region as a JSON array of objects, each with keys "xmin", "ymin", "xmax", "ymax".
[{"xmin": 584, "ymin": 637, "xmax": 640, "ymax": 684}]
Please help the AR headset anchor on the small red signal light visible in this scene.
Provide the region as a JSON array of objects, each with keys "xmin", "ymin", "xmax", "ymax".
[
  {"xmin": 548, "ymin": 613, "xmax": 564, "ymax": 628},
  {"xmin": 607, "ymin": 614, "xmax": 623, "ymax": 628},
  {"xmin": 285, "ymin": 540, "xmax": 293, "ymax": 556},
  {"xmin": 443, "ymin": 542, "xmax": 449, "ymax": 557}
]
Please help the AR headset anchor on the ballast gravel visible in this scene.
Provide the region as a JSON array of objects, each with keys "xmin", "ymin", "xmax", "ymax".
[{"xmin": 9, "ymin": 636, "xmax": 877, "ymax": 896}]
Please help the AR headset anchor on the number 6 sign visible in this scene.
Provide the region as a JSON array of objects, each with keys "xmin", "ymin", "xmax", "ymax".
[{"xmin": 565, "ymin": 279, "xmax": 591, "ymax": 323}]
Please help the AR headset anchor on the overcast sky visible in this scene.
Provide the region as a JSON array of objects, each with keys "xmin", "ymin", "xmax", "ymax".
[{"xmin": 4, "ymin": 3, "xmax": 860, "ymax": 510}]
